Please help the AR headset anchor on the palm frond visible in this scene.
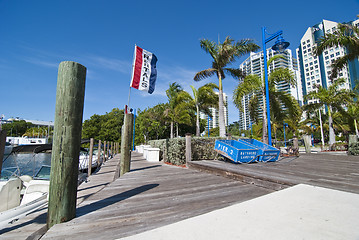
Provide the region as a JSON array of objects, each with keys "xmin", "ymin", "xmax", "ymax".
[{"xmin": 193, "ymin": 68, "xmax": 217, "ymax": 81}]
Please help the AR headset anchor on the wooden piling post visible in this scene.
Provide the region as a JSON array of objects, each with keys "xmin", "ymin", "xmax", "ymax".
[
  {"xmin": 120, "ymin": 113, "xmax": 134, "ymax": 176},
  {"xmin": 107, "ymin": 141, "xmax": 110, "ymax": 159},
  {"xmin": 111, "ymin": 142, "xmax": 114, "ymax": 158},
  {"xmin": 103, "ymin": 141, "xmax": 107, "ymax": 161},
  {"xmin": 97, "ymin": 140, "xmax": 101, "ymax": 166},
  {"xmin": 185, "ymin": 133, "xmax": 192, "ymax": 166},
  {"xmin": 0, "ymin": 130, "xmax": 7, "ymax": 176},
  {"xmin": 88, "ymin": 138, "xmax": 94, "ymax": 175},
  {"xmin": 47, "ymin": 61, "xmax": 86, "ymax": 229}
]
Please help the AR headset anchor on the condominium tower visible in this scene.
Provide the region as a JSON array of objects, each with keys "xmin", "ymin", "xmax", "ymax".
[
  {"xmin": 238, "ymin": 49, "xmax": 301, "ymax": 130},
  {"xmin": 297, "ymin": 19, "xmax": 353, "ymax": 104}
]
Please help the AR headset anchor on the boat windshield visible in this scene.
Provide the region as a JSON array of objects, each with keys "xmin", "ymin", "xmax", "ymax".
[
  {"xmin": 0, "ymin": 167, "xmax": 20, "ymax": 180},
  {"xmin": 34, "ymin": 165, "xmax": 51, "ymax": 180}
]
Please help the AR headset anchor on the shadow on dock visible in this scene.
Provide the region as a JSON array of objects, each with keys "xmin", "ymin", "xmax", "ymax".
[{"xmin": 76, "ymin": 184, "xmax": 159, "ymax": 217}]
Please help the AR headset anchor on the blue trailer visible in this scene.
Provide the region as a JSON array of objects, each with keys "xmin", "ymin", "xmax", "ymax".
[{"xmin": 214, "ymin": 139, "xmax": 280, "ymax": 163}]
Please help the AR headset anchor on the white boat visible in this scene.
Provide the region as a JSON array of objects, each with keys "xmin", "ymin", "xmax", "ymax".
[
  {"xmin": 78, "ymin": 149, "xmax": 104, "ymax": 171},
  {"xmin": 0, "ymin": 166, "xmax": 50, "ymax": 229},
  {"xmin": 4, "ymin": 142, "xmax": 13, "ymax": 155}
]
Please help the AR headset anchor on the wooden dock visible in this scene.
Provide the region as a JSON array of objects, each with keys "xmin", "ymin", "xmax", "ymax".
[
  {"xmin": 189, "ymin": 153, "xmax": 359, "ymax": 194},
  {"xmin": 41, "ymin": 152, "xmax": 272, "ymax": 239},
  {"xmin": 1, "ymin": 151, "xmax": 358, "ymax": 239}
]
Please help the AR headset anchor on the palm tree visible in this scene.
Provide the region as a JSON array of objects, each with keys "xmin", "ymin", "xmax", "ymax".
[
  {"xmin": 165, "ymin": 82, "xmax": 193, "ymax": 138},
  {"xmin": 304, "ymin": 78, "xmax": 354, "ymax": 147},
  {"xmin": 233, "ymin": 55, "xmax": 299, "ymax": 144},
  {"xmin": 190, "ymin": 83, "xmax": 218, "ymax": 136},
  {"xmin": 194, "ymin": 36, "xmax": 259, "ymax": 137},
  {"xmin": 314, "ymin": 23, "xmax": 359, "ymax": 79}
]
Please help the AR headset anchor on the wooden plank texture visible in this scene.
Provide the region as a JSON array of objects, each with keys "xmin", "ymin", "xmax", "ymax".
[{"xmin": 42, "ymin": 152, "xmax": 272, "ymax": 239}]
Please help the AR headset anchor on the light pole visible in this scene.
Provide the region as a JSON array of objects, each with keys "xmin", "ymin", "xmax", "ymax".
[
  {"xmin": 262, "ymin": 27, "xmax": 290, "ymax": 146},
  {"xmin": 283, "ymin": 122, "xmax": 288, "ymax": 147}
]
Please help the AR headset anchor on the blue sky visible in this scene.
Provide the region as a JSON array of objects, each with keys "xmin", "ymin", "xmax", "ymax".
[{"xmin": 1, "ymin": 0, "xmax": 358, "ymax": 124}]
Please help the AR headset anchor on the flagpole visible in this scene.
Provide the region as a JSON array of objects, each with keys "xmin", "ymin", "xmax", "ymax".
[{"xmin": 127, "ymin": 44, "xmax": 137, "ymax": 112}]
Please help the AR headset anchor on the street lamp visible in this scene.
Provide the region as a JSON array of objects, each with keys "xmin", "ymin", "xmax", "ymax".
[{"xmin": 262, "ymin": 27, "xmax": 290, "ymax": 146}]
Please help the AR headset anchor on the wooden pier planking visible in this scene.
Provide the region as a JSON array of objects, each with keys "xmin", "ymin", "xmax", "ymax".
[
  {"xmin": 42, "ymin": 152, "xmax": 272, "ymax": 239},
  {"xmin": 189, "ymin": 153, "xmax": 359, "ymax": 194}
]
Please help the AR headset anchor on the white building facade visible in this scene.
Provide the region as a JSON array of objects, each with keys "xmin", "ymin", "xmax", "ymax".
[
  {"xmin": 297, "ymin": 19, "xmax": 351, "ymax": 104},
  {"xmin": 238, "ymin": 49, "xmax": 302, "ymax": 130},
  {"xmin": 199, "ymin": 92, "xmax": 228, "ymax": 131}
]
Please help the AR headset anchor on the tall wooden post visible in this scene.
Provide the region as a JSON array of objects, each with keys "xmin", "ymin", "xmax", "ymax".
[
  {"xmin": 185, "ymin": 133, "xmax": 192, "ymax": 166},
  {"xmin": 107, "ymin": 141, "xmax": 110, "ymax": 159},
  {"xmin": 0, "ymin": 130, "xmax": 7, "ymax": 176},
  {"xmin": 120, "ymin": 113, "xmax": 133, "ymax": 176},
  {"xmin": 97, "ymin": 140, "xmax": 101, "ymax": 166},
  {"xmin": 47, "ymin": 61, "xmax": 86, "ymax": 229},
  {"xmin": 103, "ymin": 141, "xmax": 107, "ymax": 161},
  {"xmin": 111, "ymin": 142, "xmax": 114, "ymax": 158},
  {"xmin": 88, "ymin": 138, "xmax": 94, "ymax": 175}
]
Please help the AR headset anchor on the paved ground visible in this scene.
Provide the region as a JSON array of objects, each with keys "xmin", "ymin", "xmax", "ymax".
[{"xmin": 120, "ymin": 184, "xmax": 359, "ymax": 240}]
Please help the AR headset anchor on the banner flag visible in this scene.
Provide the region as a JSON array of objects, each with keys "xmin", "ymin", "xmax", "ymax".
[{"xmin": 130, "ymin": 46, "xmax": 158, "ymax": 94}]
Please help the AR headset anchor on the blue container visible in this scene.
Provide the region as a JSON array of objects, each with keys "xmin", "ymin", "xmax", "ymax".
[
  {"xmin": 239, "ymin": 139, "xmax": 280, "ymax": 162},
  {"xmin": 214, "ymin": 140, "xmax": 260, "ymax": 163}
]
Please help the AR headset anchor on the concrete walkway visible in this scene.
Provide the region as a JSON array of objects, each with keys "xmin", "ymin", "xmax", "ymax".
[{"xmin": 121, "ymin": 184, "xmax": 359, "ymax": 240}]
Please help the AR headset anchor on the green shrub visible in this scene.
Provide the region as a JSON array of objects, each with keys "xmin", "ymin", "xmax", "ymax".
[{"xmin": 348, "ymin": 142, "xmax": 359, "ymax": 155}]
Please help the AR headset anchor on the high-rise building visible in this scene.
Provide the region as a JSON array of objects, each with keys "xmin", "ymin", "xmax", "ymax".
[
  {"xmin": 238, "ymin": 49, "xmax": 301, "ymax": 130},
  {"xmin": 297, "ymin": 19, "xmax": 353, "ymax": 104},
  {"xmin": 200, "ymin": 92, "xmax": 228, "ymax": 131}
]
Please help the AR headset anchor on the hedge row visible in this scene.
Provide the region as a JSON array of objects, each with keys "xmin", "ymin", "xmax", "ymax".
[{"xmin": 148, "ymin": 136, "xmax": 238, "ymax": 165}]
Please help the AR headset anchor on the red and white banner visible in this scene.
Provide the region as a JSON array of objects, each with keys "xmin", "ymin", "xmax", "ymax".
[{"xmin": 130, "ymin": 46, "xmax": 158, "ymax": 94}]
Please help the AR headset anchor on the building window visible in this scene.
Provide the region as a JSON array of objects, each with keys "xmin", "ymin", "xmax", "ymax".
[
  {"xmin": 325, "ymin": 56, "xmax": 329, "ymax": 60},
  {"xmin": 330, "ymin": 54, "xmax": 334, "ymax": 58},
  {"xmin": 315, "ymin": 65, "xmax": 318, "ymax": 68},
  {"xmin": 307, "ymin": 40, "xmax": 310, "ymax": 43},
  {"xmin": 336, "ymin": 52, "xmax": 340, "ymax": 56},
  {"xmin": 324, "ymin": 51, "xmax": 328, "ymax": 55},
  {"xmin": 305, "ymin": 64, "xmax": 308, "ymax": 67},
  {"xmin": 310, "ymin": 62, "xmax": 313, "ymax": 66},
  {"xmin": 304, "ymin": 50, "xmax": 307, "ymax": 54}
]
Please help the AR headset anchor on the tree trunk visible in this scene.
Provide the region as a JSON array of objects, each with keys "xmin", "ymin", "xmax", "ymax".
[
  {"xmin": 170, "ymin": 121, "xmax": 174, "ymax": 139},
  {"xmin": 218, "ymin": 74, "xmax": 226, "ymax": 138},
  {"xmin": 355, "ymin": 119, "xmax": 359, "ymax": 137},
  {"xmin": 196, "ymin": 105, "xmax": 200, "ymax": 137},
  {"xmin": 328, "ymin": 115, "xmax": 336, "ymax": 148},
  {"xmin": 176, "ymin": 123, "xmax": 179, "ymax": 137},
  {"xmin": 328, "ymin": 108, "xmax": 335, "ymax": 148}
]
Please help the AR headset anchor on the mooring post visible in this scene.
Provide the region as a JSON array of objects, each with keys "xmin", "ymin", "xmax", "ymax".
[
  {"xmin": 111, "ymin": 141, "xmax": 114, "ymax": 158},
  {"xmin": 185, "ymin": 133, "xmax": 192, "ymax": 166},
  {"xmin": 88, "ymin": 138, "xmax": 94, "ymax": 175},
  {"xmin": 97, "ymin": 140, "xmax": 101, "ymax": 166},
  {"xmin": 103, "ymin": 141, "xmax": 107, "ymax": 161},
  {"xmin": 107, "ymin": 141, "xmax": 110, "ymax": 159},
  {"xmin": 47, "ymin": 61, "xmax": 86, "ymax": 229},
  {"xmin": 120, "ymin": 113, "xmax": 134, "ymax": 176},
  {"xmin": 0, "ymin": 130, "xmax": 7, "ymax": 176}
]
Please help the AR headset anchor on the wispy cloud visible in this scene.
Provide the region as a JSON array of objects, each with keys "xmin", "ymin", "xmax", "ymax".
[
  {"xmin": 86, "ymin": 56, "xmax": 131, "ymax": 74},
  {"xmin": 23, "ymin": 57, "xmax": 59, "ymax": 68}
]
